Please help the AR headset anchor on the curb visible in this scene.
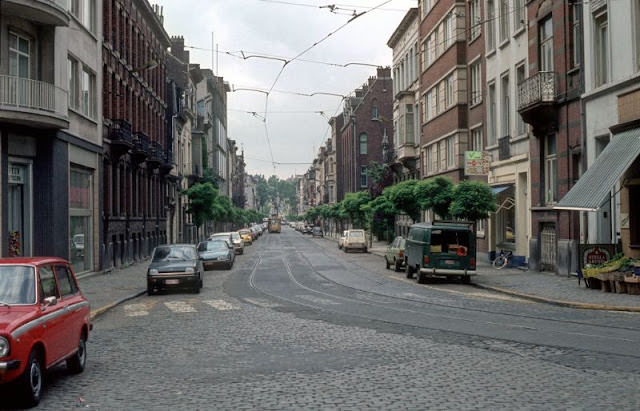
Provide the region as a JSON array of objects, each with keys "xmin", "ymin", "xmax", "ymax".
[
  {"xmin": 472, "ymin": 283, "xmax": 640, "ymax": 312},
  {"xmin": 90, "ymin": 290, "xmax": 147, "ymax": 320}
]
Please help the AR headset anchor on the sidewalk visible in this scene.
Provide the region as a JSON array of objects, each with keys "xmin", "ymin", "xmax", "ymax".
[{"xmin": 78, "ymin": 237, "xmax": 640, "ymax": 322}]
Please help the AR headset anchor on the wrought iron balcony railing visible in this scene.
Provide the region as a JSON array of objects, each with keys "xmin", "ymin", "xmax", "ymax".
[
  {"xmin": 109, "ymin": 120, "xmax": 133, "ymax": 145},
  {"xmin": 517, "ymin": 71, "xmax": 558, "ymax": 111}
]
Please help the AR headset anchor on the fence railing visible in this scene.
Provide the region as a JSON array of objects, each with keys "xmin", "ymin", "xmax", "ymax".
[
  {"xmin": 0, "ymin": 75, "xmax": 68, "ymax": 117},
  {"xmin": 517, "ymin": 71, "xmax": 557, "ymax": 111}
]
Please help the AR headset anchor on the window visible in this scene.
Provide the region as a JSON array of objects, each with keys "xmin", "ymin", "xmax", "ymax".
[
  {"xmin": 469, "ymin": 0, "xmax": 481, "ymax": 40},
  {"xmin": 636, "ymin": 0, "xmax": 640, "ymax": 70},
  {"xmin": 422, "ymin": 0, "xmax": 435, "ymax": 17},
  {"xmin": 444, "ymin": 13, "xmax": 455, "ymax": 48},
  {"xmin": 499, "ymin": 0, "xmax": 509, "ymax": 43},
  {"xmin": 486, "ymin": 0, "xmax": 496, "ymax": 51},
  {"xmin": 359, "ymin": 133, "xmax": 368, "ymax": 155},
  {"xmin": 405, "ymin": 104, "xmax": 415, "ymax": 144},
  {"xmin": 9, "ymin": 32, "xmax": 30, "ymax": 79},
  {"xmin": 488, "ymin": 83, "xmax": 497, "ymax": 146},
  {"xmin": 54, "ymin": 265, "xmax": 78, "ymax": 296},
  {"xmin": 446, "ymin": 136, "xmax": 455, "ymax": 168},
  {"xmin": 514, "ymin": 0, "xmax": 525, "ymax": 32},
  {"xmin": 470, "ymin": 60, "xmax": 482, "ymax": 105},
  {"xmin": 427, "ymin": 145, "xmax": 434, "ymax": 173},
  {"xmin": 630, "ymin": 186, "xmax": 640, "ymax": 246},
  {"xmin": 594, "ymin": 11, "xmax": 609, "ymax": 86},
  {"xmin": 68, "ymin": 56, "xmax": 79, "ymax": 110},
  {"xmin": 371, "ymin": 104, "xmax": 379, "ymax": 120},
  {"xmin": 516, "ymin": 64, "xmax": 527, "ymax": 135},
  {"xmin": 422, "ymin": 40, "xmax": 429, "ymax": 70},
  {"xmin": 360, "ymin": 165, "xmax": 368, "ymax": 188},
  {"xmin": 539, "ymin": 17, "xmax": 554, "ymax": 71},
  {"xmin": 445, "ymin": 74, "xmax": 455, "ymax": 108},
  {"xmin": 570, "ymin": 3, "xmax": 581, "ymax": 68},
  {"xmin": 38, "ymin": 265, "xmax": 58, "ymax": 300},
  {"xmin": 70, "ymin": 168, "xmax": 93, "ymax": 273},
  {"xmin": 501, "ymin": 74, "xmax": 510, "ymax": 138},
  {"xmin": 70, "ymin": 0, "xmax": 97, "ymax": 33},
  {"xmin": 426, "ymin": 90, "xmax": 436, "ymax": 121},
  {"xmin": 81, "ymin": 67, "xmax": 96, "ymax": 118},
  {"xmin": 544, "ymin": 134, "xmax": 557, "ymax": 204},
  {"xmin": 471, "ymin": 127, "xmax": 483, "ymax": 151}
]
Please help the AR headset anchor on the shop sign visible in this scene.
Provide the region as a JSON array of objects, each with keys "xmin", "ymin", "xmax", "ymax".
[
  {"xmin": 9, "ymin": 165, "xmax": 23, "ymax": 184},
  {"xmin": 464, "ymin": 151, "xmax": 490, "ymax": 175},
  {"xmin": 579, "ymin": 244, "xmax": 617, "ymax": 269}
]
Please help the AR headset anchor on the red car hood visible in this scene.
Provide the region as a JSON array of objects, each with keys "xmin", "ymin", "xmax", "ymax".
[{"xmin": 0, "ymin": 306, "xmax": 39, "ymax": 333}]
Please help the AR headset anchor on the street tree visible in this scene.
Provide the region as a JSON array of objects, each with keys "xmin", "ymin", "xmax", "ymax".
[
  {"xmin": 415, "ymin": 177, "xmax": 454, "ymax": 219},
  {"xmin": 385, "ymin": 180, "xmax": 421, "ymax": 222},
  {"xmin": 183, "ymin": 182, "xmax": 218, "ymax": 238},
  {"xmin": 341, "ymin": 191, "xmax": 371, "ymax": 229},
  {"xmin": 449, "ymin": 180, "xmax": 497, "ymax": 221}
]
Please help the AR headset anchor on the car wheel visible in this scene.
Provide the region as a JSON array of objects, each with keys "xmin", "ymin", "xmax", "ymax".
[
  {"xmin": 394, "ymin": 259, "xmax": 402, "ymax": 272},
  {"xmin": 147, "ymin": 286, "xmax": 155, "ymax": 296},
  {"xmin": 67, "ymin": 332, "xmax": 87, "ymax": 374},
  {"xmin": 417, "ymin": 270, "xmax": 426, "ymax": 284},
  {"xmin": 461, "ymin": 275, "xmax": 471, "ymax": 284},
  {"xmin": 405, "ymin": 263, "xmax": 414, "ymax": 279},
  {"xmin": 19, "ymin": 349, "xmax": 43, "ymax": 407},
  {"xmin": 385, "ymin": 257, "xmax": 390, "ymax": 270},
  {"xmin": 227, "ymin": 261, "xmax": 233, "ymax": 270}
]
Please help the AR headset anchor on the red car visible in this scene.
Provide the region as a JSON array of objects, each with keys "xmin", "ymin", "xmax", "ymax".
[{"xmin": 0, "ymin": 257, "xmax": 91, "ymax": 407}]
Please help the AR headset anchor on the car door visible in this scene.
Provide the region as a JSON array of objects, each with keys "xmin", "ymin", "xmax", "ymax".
[
  {"xmin": 53, "ymin": 263, "xmax": 87, "ymax": 359},
  {"xmin": 37, "ymin": 264, "xmax": 68, "ymax": 365}
]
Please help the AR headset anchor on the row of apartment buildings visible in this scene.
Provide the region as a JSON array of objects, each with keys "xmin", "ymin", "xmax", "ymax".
[
  {"xmin": 0, "ymin": 0, "xmax": 251, "ymax": 275},
  {"xmin": 300, "ymin": 0, "xmax": 640, "ymax": 274}
]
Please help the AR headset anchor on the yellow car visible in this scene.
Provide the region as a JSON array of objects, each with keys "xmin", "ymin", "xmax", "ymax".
[{"xmin": 238, "ymin": 229, "xmax": 253, "ymax": 245}]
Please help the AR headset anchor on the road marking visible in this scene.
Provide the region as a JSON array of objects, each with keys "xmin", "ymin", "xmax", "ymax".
[
  {"xmin": 243, "ymin": 298, "xmax": 281, "ymax": 308},
  {"xmin": 164, "ymin": 301, "xmax": 197, "ymax": 313},
  {"xmin": 297, "ymin": 294, "xmax": 340, "ymax": 305},
  {"xmin": 203, "ymin": 299, "xmax": 239, "ymax": 311},
  {"xmin": 124, "ymin": 303, "xmax": 150, "ymax": 317}
]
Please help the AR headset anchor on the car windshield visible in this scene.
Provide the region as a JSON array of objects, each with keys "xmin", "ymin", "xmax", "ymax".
[
  {"xmin": 239, "ymin": 230, "xmax": 250, "ymax": 235},
  {"xmin": 0, "ymin": 265, "xmax": 36, "ymax": 305},
  {"xmin": 152, "ymin": 246, "xmax": 197, "ymax": 261},
  {"xmin": 231, "ymin": 232, "xmax": 241, "ymax": 240},
  {"xmin": 350, "ymin": 231, "xmax": 364, "ymax": 238},
  {"xmin": 199, "ymin": 241, "xmax": 228, "ymax": 251}
]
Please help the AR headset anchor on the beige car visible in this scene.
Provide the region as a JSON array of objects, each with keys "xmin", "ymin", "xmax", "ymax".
[{"xmin": 343, "ymin": 229, "xmax": 367, "ymax": 253}]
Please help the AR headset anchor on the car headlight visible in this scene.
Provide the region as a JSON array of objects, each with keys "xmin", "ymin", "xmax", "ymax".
[
  {"xmin": 149, "ymin": 269, "xmax": 159, "ymax": 276},
  {"xmin": 0, "ymin": 337, "xmax": 9, "ymax": 357},
  {"xmin": 185, "ymin": 267, "xmax": 195, "ymax": 273}
]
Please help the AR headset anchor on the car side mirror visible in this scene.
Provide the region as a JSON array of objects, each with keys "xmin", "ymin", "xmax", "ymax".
[{"xmin": 42, "ymin": 296, "xmax": 57, "ymax": 308}]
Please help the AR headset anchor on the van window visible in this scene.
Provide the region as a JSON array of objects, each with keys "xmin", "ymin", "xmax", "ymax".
[{"xmin": 430, "ymin": 229, "xmax": 470, "ymax": 255}]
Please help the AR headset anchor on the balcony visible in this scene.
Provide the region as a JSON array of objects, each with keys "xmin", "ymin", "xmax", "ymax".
[
  {"xmin": 395, "ymin": 144, "xmax": 419, "ymax": 171},
  {"xmin": 160, "ymin": 146, "xmax": 175, "ymax": 175},
  {"xmin": 146, "ymin": 141, "xmax": 164, "ymax": 169},
  {"xmin": 517, "ymin": 71, "xmax": 558, "ymax": 136},
  {"xmin": 108, "ymin": 120, "xmax": 133, "ymax": 158},
  {"xmin": 0, "ymin": 75, "xmax": 69, "ymax": 129},
  {"xmin": 1, "ymin": 0, "xmax": 70, "ymax": 26},
  {"xmin": 132, "ymin": 132, "xmax": 150, "ymax": 165}
]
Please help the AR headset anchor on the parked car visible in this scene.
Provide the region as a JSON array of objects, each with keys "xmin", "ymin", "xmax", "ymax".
[
  {"xmin": 197, "ymin": 240, "xmax": 235, "ymax": 270},
  {"xmin": 404, "ymin": 221, "xmax": 476, "ymax": 284},
  {"xmin": 312, "ymin": 226, "xmax": 323, "ymax": 237},
  {"xmin": 0, "ymin": 257, "xmax": 91, "ymax": 407},
  {"xmin": 343, "ymin": 229, "xmax": 367, "ymax": 253},
  {"xmin": 230, "ymin": 231, "xmax": 245, "ymax": 254},
  {"xmin": 302, "ymin": 225, "xmax": 313, "ymax": 234},
  {"xmin": 209, "ymin": 232, "xmax": 234, "ymax": 245},
  {"xmin": 338, "ymin": 230, "xmax": 348, "ymax": 249},
  {"xmin": 385, "ymin": 236, "xmax": 407, "ymax": 272},
  {"xmin": 147, "ymin": 244, "xmax": 204, "ymax": 295},
  {"xmin": 238, "ymin": 228, "xmax": 253, "ymax": 245}
]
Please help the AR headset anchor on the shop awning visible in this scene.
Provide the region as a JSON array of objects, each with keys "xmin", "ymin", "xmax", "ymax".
[
  {"xmin": 555, "ymin": 127, "xmax": 640, "ymax": 211},
  {"xmin": 491, "ymin": 184, "xmax": 513, "ymax": 195}
]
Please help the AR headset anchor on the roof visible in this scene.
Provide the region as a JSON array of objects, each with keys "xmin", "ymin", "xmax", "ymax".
[{"xmin": 0, "ymin": 257, "xmax": 69, "ymax": 265}]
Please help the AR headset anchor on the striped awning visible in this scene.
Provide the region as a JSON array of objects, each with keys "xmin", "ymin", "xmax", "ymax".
[{"xmin": 555, "ymin": 127, "xmax": 640, "ymax": 211}]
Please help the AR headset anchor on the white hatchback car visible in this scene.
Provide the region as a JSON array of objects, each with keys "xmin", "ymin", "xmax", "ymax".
[{"xmin": 343, "ymin": 229, "xmax": 367, "ymax": 253}]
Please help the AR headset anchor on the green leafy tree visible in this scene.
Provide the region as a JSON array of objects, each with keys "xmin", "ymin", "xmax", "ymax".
[
  {"xmin": 385, "ymin": 180, "xmax": 421, "ymax": 222},
  {"xmin": 184, "ymin": 182, "xmax": 218, "ymax": 236},
  {"xmin": 362, "ymin": 194, "xmax": 397, "ymax": 242},
  {"xmin": 449, "ymin": 180, "xmax": 497, "ymax": 221},
  {"xmin": 415, "ymin": 177, "xmax": 454, "ymax": 219},
  {"xmin": 341, "ymin": 191, "xmax": 370, "ymax": 228}
]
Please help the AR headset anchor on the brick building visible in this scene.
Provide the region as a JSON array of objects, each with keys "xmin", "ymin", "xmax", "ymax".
[
  {"xmin": 101, "ymin": 0, "xmax": 171, "ymax": 269},
  {"xmin": 518, "ymin": 0, "xmax": 583, "ymax": 273},
  {"xmin": 338, "ymin": 67, "xmax": 393, "ymax": 200}
]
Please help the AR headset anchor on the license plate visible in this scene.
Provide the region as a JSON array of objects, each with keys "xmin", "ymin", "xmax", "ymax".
[
  {"xmin": 444, "ymin": 260, "xmax": 456, "ymax": 265},
  {"xmin": 165, "ymin": 279, "xmax": 179, "ymax": 285}
]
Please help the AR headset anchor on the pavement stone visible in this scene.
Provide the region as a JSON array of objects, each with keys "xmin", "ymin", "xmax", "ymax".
[{"xmin": 77, "ymin": 234, "xmax": 640, "ymax": 322}]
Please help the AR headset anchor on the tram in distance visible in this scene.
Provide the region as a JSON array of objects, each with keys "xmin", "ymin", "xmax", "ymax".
[{"xmin": 268, "ymin": 215, "xmax": 282, "ymax": 233}]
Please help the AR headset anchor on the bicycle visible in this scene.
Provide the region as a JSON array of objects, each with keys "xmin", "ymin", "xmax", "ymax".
[{"xmin": 492, "ymin": 249, "xmax": 513, "ymax": 269}]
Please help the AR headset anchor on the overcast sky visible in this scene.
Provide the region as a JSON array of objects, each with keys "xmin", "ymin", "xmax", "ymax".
[{"xmin": 154, "ymin": 0, "xmax": 416, "ymax": 179}]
